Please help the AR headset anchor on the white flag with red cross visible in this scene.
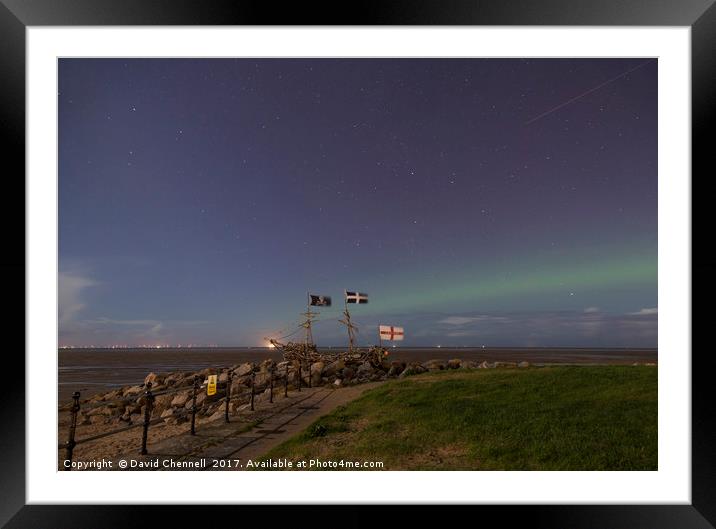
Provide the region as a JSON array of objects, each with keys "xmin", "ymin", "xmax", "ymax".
[{"xmin": 379, "ymin": 325, "xmax": 404, "ymax": 341}]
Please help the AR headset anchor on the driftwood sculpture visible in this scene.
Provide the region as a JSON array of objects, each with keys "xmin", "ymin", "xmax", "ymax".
[{"xmin": 268, "ymin": 339, "xmax": 388, "ymax": 367}]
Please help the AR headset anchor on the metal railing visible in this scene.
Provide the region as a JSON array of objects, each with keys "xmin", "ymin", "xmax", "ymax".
[{"xmin": 59, "ymin": 361, "xmax": 312, "ymax": 470}]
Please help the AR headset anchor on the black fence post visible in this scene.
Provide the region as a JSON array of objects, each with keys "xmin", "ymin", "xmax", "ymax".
[
  {"xmin": 225, "ymin": 368, "xmax": 232, "ymax": 423},
  {"xmin": 64, "ymin": 391, "xmax": 81, "ymax": 471},
  {"xmin": 284, "ymin": 365, "xmax": 289, "ymax": 398},
  {"xmin": 140, "ymin": 382, "xmax": 154, "ymax": 455},
  {"xmin": 297, "ymin": 363, "xmax": 302, "ymax": 392},
  {"xmin": 250, "ymin": 369, "xmax": 255, "ymax": 411},
  {"xmin": 190, "ymin": 375, "xmax": 199, "ymax": 435},
  {"xmin": 269, "ymin": 365, "xmax": 274, "ymax": 403}
]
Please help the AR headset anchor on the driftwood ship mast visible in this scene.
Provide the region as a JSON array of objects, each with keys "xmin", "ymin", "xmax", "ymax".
[
  {"xmin": 268, "ymin": 290, "xmax": 388, "ymax": 366},
  {"xmin": 338, "ymin": 292, "xmax": 358, "ymax": 353},
  {"xmin": 299, "ymin": 292, "xmax": 318, "ymax": 347}
]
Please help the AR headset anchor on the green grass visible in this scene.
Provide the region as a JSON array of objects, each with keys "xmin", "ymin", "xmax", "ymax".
[{"xmin": 259, "ymin": 366, "xmax": 657, "ymax": 470}]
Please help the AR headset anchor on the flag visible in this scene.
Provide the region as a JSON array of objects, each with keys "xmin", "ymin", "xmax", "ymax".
[
  {"xmin": 379, "ymin": 325, "xmax": 404, "ymax": 341},
  {"xmin": 345, "ymin": 291, "xmax": 368, "ymax": 304},
  {"xmin": 309, "ymin": 294, "xmax": 332, "ymax": 307}
]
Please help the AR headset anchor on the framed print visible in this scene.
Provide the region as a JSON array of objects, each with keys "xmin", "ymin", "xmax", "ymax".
[{"xmin": 2, "ymin": 0, "xmax": 713, "ymax": 526}]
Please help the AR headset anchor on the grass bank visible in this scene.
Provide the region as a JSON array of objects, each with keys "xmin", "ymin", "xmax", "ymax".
[{"xmin": 259, "ymin": 366, "xmax": 657, "ymax": 470}]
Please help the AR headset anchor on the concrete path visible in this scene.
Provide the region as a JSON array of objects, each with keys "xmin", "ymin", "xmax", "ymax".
[{"xmin": 108, "ymin": 382, "xmax": 383, "ymax": 471}]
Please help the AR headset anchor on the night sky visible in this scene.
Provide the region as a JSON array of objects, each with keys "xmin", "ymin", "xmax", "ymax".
[{"xmin": 58, "ymin": 58, "xmax": 657, "ymax": 348}]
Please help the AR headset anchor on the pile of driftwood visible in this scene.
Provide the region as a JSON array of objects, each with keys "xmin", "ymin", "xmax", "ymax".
[{"xmin": 269, "ymin": 340, "xmax": 388, "ymax": 367}]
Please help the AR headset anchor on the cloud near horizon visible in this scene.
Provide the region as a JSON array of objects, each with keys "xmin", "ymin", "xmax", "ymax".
[
  {"xmin": 58, "ymin": 271, "xmax": 98, "ymax": 327},
  {"xmin": 628, "ymin": 307, "xmax": 658, "ymax": 316}
]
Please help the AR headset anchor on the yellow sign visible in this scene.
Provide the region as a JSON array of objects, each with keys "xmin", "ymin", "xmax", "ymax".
[{"xmin": 207, "ymin": 374, "xmax": 217, "ymax": 396}]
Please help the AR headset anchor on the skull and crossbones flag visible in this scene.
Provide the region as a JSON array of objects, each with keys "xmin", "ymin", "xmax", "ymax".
[
  {"xmin": 309, "ymin": 294, "xmax": 332, "ymax": 307},
  {"xmin": 345, "ymin": 291, "xmax": 368, "ymax": 304},
  {"xmin": 379, "ymin": 325, "xmax": 404, "ymax": 341}
]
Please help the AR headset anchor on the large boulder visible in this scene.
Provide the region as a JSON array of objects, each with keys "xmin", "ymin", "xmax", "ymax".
[
  {"xmin": 310, "ymin": 362, "xmax": 325, "ymax": 385},
  {"xmin": 234, "ymin": 363, "xmax": 253, "ymax": 377},
  {"xmin": 123, "ymin": 385, "xmax": 143, "ymax": 397},
  {"xmin": 230, "ymin": 377, "xmax": 250, "ymax": 396},
  {"xmin": 447, "ymin": 359, "xmax": 462, "ymax": 370},
  {"xmin": 194, "ymin": 391, "xmax": 209, "ymax": 408},
  {"xmin": 151, "ymin": 394, "xmax": 174, "ymax": 416},
  {"xmin": 422, "ymin": 359, "xmax": 445, "ymax": 371},
  {"xmin": 144, "ymin": 372, "xmax": 164, "ymax": 387},
  {"xmin": 387, "ymin": 365, "xmax": 403, "ymax": 377},
  {"xmin": 179, "ymin": 374, "xmax": 198, "ymax": 387},
  {"xmin": 88, "ymin": 393, "xmax": 106, "ymax": 403},
  {"xmin": 323, "ymin": 360, "xmax": 344, "ymax": 377},
  {"xmin": 518, "ymin": 361, "xmax": 530, "ymax": 368},
  {"xmin": 259, "ymin": 359, "xmax": 275, "ymax": 372},
  {"xmin": 163, "ymin": 373, "xmax": 181, "ymax": 387},
  {"xmin": 253, "ymin": 371, "xmax": 273, "ymax": 391},
  {"xmin": 356, "ymin": 361, "xmax": 373, "ymax": 378},
  {"xmin": 342, "ymin": 367, "xmax": 356, "ymax": 381},
  {"xmin": 171, "ymin": 391, "xmax": 190, "ymax": 408},
  {"xmin": 102, "ymin": 389, "xmax": 123, "ymax": 402},
  {"xmin": 87, "ymin": 405, "xmax": 114, "ymax": 417}
]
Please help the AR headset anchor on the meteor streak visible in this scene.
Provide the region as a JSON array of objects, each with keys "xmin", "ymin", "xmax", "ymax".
[{"xmin": 525, "ymin": 59, "xmax": 654, "ymax": 125}]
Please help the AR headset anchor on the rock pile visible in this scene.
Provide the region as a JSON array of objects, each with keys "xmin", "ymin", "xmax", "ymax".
[{"xmin": 67, "ymin": 357, "xmax": 530, "ymax": 426}]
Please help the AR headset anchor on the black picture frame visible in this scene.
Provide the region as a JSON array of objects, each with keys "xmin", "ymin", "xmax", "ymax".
[{"xmin": 2, "ymin": 1, "xmax": 712, "ymax": 527}]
